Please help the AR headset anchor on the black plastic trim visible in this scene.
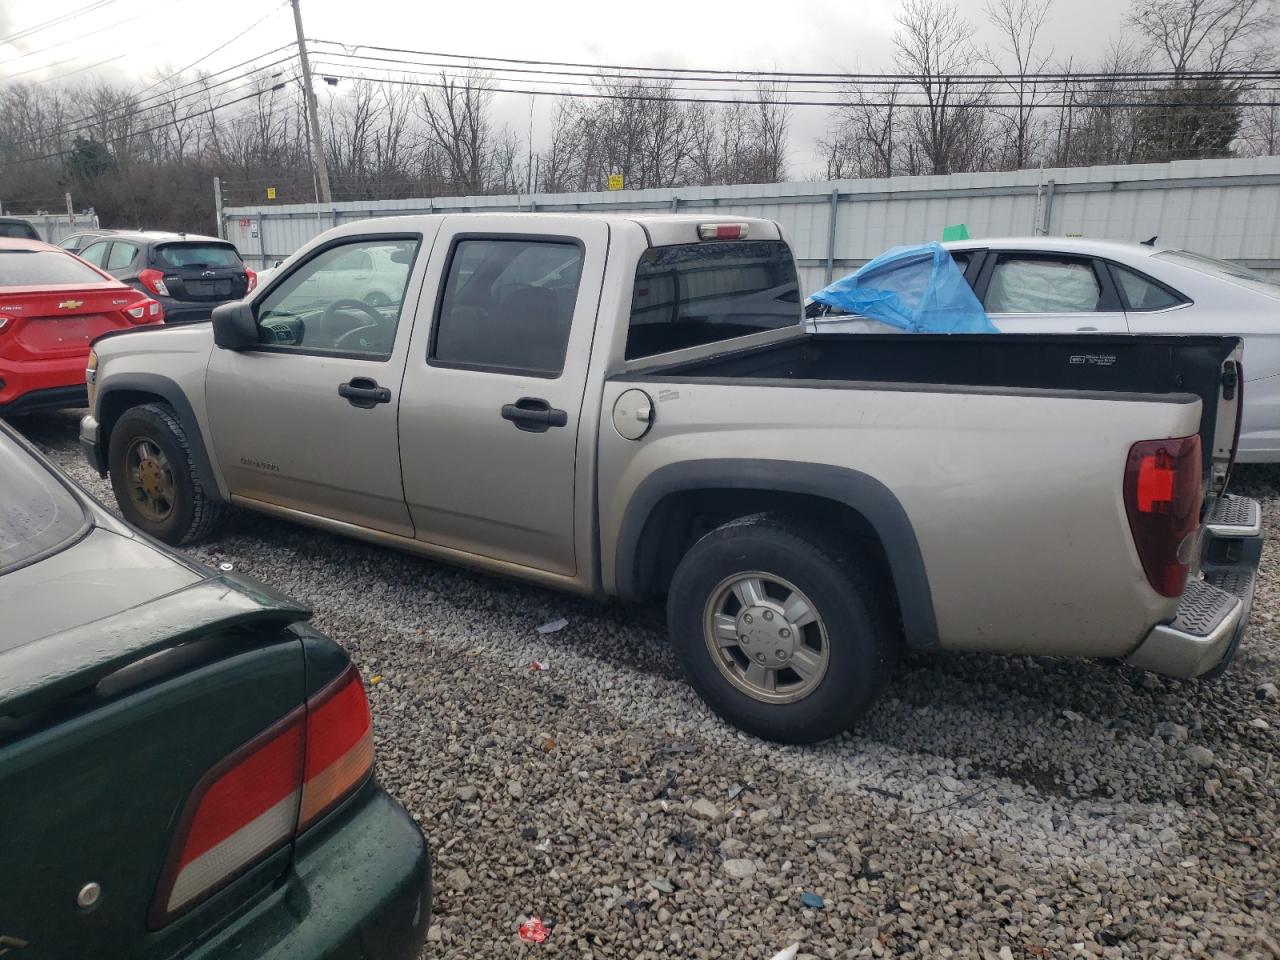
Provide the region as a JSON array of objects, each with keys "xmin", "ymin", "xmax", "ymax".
[
  {"xmin": 96, "ymin": 372, "xmax": 225, "ymax": 503},
  {"xmin": 615, "ymin": 458, "xmax": 940, "ymax": 650},
  {"xmin": 0, "ymin": 384, "xmax": 88, "ymax": 417}
]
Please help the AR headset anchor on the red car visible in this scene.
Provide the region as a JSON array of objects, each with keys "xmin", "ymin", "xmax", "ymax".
[{"xmin": 0, "ymin": 238, "xmax": 163, "ymax": 415}]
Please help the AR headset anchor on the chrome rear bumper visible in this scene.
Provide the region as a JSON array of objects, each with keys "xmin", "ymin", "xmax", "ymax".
[{"xmin": 1126, "ymin": 496, "xmax": 1262, "ymax": 679}]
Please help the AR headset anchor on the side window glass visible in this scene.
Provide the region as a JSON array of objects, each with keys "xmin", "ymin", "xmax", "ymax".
[
  {"xmin": 255, "ymin": 238, "xmax": 419, "ymax": 358},
  {"xmin": 79, "ymin": 242, "xmax": 108, "ymax": 267},
  {"xmin": 1111, "ymin": 263, "xmax": 1184, "ymax": 311},
  {"xmin": 432, "ymin": 238, "xmax": 583, "ymax": 377},
  {"xmin": 985, "ymin": 256, "xmax": 1101, "ymax": 313},
  {"xmin": 106, "ymin": 242, "xmax": 137, "ymax": 270}
]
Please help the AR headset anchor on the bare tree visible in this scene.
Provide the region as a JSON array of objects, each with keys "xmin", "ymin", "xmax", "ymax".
[
  {"xmin": 984, "ymin": 0, "xmax": 1055, "ymax": 169},
  {"xmin": 893, "ymin": 0, "xmax": 992, "ymax": 174},
  {"xmin": 416, "ymin": 69, "xmax": 498, "ymax": 195}
]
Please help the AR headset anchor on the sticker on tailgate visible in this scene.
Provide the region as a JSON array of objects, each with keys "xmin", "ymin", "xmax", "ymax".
[{"xmin": 1068, "ymin": 353, "xmax": 1117, "ymax": 367}]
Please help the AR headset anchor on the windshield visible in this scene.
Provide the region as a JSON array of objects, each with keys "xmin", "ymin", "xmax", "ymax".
[
  {"xmin": 0, "ymin": 250, "xmax": 108, "ymax": 286},
  {"xmin": 1155, "ymin": 249, "xmax": 1280, "ymax": 299},
  {"xmin": 0, "ymin": 431, "xmax": 87, "ymax": 576},
  {"xmin": 154, "ymin": 243, "xmax": 243, "ymax": 269},
  {"xmin": 626, "ymin": 240, "xmax": 800, "ymax": 359}
]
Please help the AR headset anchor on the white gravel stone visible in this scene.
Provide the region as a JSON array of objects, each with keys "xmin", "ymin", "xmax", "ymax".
[{"xmin": 722, "ymin": 858, "xmax": 757, "ymax": 880}]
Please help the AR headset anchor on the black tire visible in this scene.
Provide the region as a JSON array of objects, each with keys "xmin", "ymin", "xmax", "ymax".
[
  {"xmin": 108, "ymin": 402, "xmax": 224, "ymax": 545},
  {"xmin": 666, "ymin": 513, "xmax": 897, "ymax": 744}
]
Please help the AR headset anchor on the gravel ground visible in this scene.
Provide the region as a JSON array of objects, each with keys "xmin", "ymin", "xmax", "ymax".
[{"xmin": 15, "ymin": 409, "xmax": 1280, "ymax": 960}]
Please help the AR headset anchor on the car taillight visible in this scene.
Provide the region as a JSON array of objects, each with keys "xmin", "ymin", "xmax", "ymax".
[
  {"xmin": 1123, "ymin": 435, "xmax": 1203, "ymax": 598},
  {"xmin": 150, "ymin": 665, "xmax": 374, "ymax": 927},
  {"xmin": 245, "ymin": 268, "xmax": 258, "ymax": 293},
  {"xmin": 125, "ymin": 299, "xmax": 163, "ymax": 323},
  {"xmin": 138, "ymin": 268, "xmax": 170, "ymax": 297},
  {"xmin": 697, "ymin": 223, "xmax": 749, "ymax": 240}
]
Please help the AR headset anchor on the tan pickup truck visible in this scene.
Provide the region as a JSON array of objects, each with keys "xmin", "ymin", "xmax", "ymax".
[{"xmin": 81, "ymin": 214, "xmax": 1262, "ymax": 743}]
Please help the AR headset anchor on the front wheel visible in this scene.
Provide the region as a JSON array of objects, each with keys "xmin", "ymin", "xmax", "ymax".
[
  {"xmin": 107, "ymin": 402, "xmax": 224, "ymax": 545},
  {"xmin": 666, "ymin": 514, "xmax": 896, "ymax": 744}
]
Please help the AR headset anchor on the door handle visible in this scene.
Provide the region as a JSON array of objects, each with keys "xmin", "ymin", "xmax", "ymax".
[
  {"xmin": 501, "ymin": 397, "xmax": 568, "ymax": 433},
  {"xmin": 338, "ymin": 377, "xmax": 392, "ymax": 408}
]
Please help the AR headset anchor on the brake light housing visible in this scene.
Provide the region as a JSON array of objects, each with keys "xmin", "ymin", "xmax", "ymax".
[
  {"xmin": 698, "ymin": 223, "xmax": 749, "ymax": 240},
  {"xmin": 245, "ymin": 268, "xmax": 258, "ymax": 293},
  {"xmin": 1123, "ymin": 435, "xmax": 1203, "ymax": 597},
  {"xmin": 138, "ymin": 268, "xmax": 171, "ymax": 297},
  {"xmin": 149, "ymin": 665, "xmax": 374, "ymax": 927}
]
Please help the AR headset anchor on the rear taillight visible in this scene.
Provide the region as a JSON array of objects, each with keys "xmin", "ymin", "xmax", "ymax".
[
  {"xmin": 138, "ymin": 268, "xmax": 170, "ymax": 297},
  {"xmin": 150, "ymin": 665, "xmax": 374, "ymax": 927},
  {"xmin": 1123, "ymin": 435, "xmax": 1203, "ymax": 597},
  {"xmin": 245, "ymin": 268, "xmax": 258, "ymax": 293},
  {"xmin": 299, "ymin": 666, "xmax": 374, "ymax": 830},
  {"xmin": 125, "ymin": 299, "xmax": 163, "ymax": 323}
]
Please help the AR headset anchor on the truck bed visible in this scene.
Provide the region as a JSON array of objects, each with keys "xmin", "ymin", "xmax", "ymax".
[{"xmin": 623, "ymin": 332, "xmax": 1242, "ymax": 484}]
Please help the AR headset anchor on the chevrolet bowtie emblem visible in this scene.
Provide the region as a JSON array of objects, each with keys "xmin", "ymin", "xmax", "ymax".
[{"xmin": 58, "ymin": 299, "xmax": 84, "ymax": 310}]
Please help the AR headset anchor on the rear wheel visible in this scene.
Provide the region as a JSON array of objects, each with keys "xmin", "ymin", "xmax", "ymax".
[
  {"xmin": 108, "ymin": 402, "xmax": 223, "ymax": 545},
  {"xmin": 667, "ymin": 514, "xmax": 896, "ymax": 743}
]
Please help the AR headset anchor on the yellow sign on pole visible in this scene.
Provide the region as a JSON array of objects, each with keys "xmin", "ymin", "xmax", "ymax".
[
  {"xmin": 607, "ymin": 173, "xmax": 624, "ymax": 191},
  {"xmin": 266, "ymin": 186, "xmax": 277, "ymax": 200}
]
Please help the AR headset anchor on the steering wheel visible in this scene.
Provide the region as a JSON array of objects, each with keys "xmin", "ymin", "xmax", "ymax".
[{"xmin": 323, "ymin": 298, "xmax": 383, "ymax": 331}]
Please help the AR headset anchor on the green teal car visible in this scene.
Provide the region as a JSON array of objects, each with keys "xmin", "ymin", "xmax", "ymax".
[{"xmin": 0, "ymin": 424, "xmax": 431, "ymax": 958}]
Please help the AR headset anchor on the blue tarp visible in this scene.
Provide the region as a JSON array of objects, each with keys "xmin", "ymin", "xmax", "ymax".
[{"xmin": 810, "ymin": 242, "xmax": 997, "ymax": 333}]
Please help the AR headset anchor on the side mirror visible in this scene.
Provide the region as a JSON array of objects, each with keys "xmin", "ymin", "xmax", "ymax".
[{"xmin": 211, "ymin": 300, "xmax": 258, "ymax": 350}]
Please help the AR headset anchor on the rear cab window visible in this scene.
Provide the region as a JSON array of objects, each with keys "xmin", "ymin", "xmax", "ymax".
[
  {"xmin": 152, "ymin": 243, "xmax": 243, "ymax": 269},
  {"xmin": 0, "ymin": 221, "xmax": 40, "ymax": 241},
  {"xmin": 0, "ymin": 432, "xmax": 88, "ymax": 576},
  {"xmin": 626, "ymin": 240, "xmax": 800, "ymax": 359},
  {"xmin": 0, "ymin": 250, "xmax": 109, "ymax": 286}
]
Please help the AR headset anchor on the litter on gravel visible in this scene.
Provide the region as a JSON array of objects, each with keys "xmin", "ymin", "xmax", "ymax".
[
  {"xmin": 536, "ymin": 617, "xmax": 569, "ymax": 634},
  {"xmin": 518, "ymin": 916, "xmax": 550, "ymax": 943}
]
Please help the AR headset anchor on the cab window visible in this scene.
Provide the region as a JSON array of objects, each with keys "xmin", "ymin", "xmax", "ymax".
[
  {"xmin": 255, "ymin": 238, "xmax": 419, "ymax": 359},
  {"xmin": 431, "ymin": 238, "xmax": 583, "ymax": 377}
]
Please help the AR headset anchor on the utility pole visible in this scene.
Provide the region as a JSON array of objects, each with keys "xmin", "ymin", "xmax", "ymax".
[
  {"xmin": 213, "ymin": 177, "xmax": 225, "ymax": 238},
  {"xmin": 291, "ymin": 0, "xmax": 332, "ymax": 204}
]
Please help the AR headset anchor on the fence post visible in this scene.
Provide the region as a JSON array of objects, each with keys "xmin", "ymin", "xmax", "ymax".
[
  {"xmin": 1040, "ymin": 179, "xmax": 1056, "ymax": 236},
  {"xmin": 826, "ymin": 189, "xmax": 840, "ymax": 284},
  {"xmin": 213, "ymin": 177, "xmax": 225, "ymax": 238},
  {"xmin": 671, "ymin": 196, "xmax": 679, "ymax": 212},
  {"xmin": 65, "ymin": 192, "xmax": 74, "ymax": 225}
]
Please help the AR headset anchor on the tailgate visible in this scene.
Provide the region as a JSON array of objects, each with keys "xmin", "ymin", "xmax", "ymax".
[
  {"xmin": 0, "ymin": 583, "xmax": 309, "ymax": 959},
  {"xmin": 151, "ymin": 242, "xmax": 248, "ymax": 303}
]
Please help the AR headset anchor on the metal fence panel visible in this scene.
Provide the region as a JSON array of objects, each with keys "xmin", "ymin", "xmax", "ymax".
[
  {"xmin": 9, "ymin": 212, "xmax": 101, "ymax": 245},
  {"xmin": 224, "ymin": 156, "xmax": 1280, "ymax": 290}
]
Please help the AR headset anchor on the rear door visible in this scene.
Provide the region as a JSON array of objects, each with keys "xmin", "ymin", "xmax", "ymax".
[
  {"xmin": 204, "ymin": 229, "xmax": 436, "ymax": 536},
  {"xmin": 974, "ymin": 251, "xmax": 1129, "ymax": 332},
  {"xmin": 151, "ymin": 241, "xmax": 249, "ymax": 303},
  {"xmin": 398, "ymin": 216, "xmax": 608, "ymax": 576}
]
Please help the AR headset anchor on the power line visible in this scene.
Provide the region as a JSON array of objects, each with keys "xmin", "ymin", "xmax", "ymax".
[
  {"xmin": 0, "ymin": 0, "xmax": 117, "ymax": 46},
  {"xmin": 309, "ymin": 38, "xmax": 1280, "ymax": 86},
  {"xmin": 309, "ymin": 64, "xmax": 1280, "ymax": 111},
  {"xmin": 34, "ymin": 46, "xmax": 296, "ymax": 143},
  {"xmin": 0, "ymin": 7, "xmax": 149, "ymax": 65},
  {"xmin": 310, "ymin": 55, "xmax": 1280, "ymax": 104},
  {"xmin": 8, "ymin": 82, "xmax": 289, "ymax": 164}
]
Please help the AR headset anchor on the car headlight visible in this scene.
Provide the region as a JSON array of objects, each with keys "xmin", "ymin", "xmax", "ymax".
[{"xmin": 85, "ymin": 348, "xmax": 98, "ymax": 408}]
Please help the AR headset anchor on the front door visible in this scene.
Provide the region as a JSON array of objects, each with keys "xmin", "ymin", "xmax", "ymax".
[
  {"xmin": 205, "ymin": 229, "xmax": 437, "ymax": 536},
  {"xmin": 975, "ymin": 251, "xmax": 1130, "ymax": 333},
  {"xmin": 398, "ymin": 215, "xmax": 608, "ymax": 577}
]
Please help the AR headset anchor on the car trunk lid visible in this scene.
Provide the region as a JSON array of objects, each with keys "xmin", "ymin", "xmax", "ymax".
[
  {"xmin": 0, "ymin": 284, "xmax": 151, "ymax": 359},
  {"xmin": 0, "ymin": 565, "xmax": 312, "ymax": 959}
]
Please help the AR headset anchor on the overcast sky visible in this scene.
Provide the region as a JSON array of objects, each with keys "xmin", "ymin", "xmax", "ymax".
[{"xmin": 1, "ymin": 0, "xmax": 1134, "ymax": 177}]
